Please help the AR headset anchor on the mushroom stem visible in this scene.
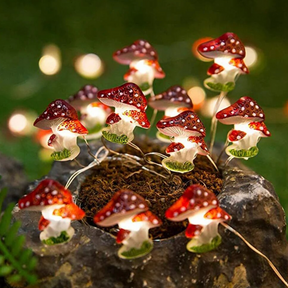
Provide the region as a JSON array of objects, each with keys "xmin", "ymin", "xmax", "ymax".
[
  {"xmin": 221, "ymin": 222, "xmax": 288, "ymax": 288},
  {"xmin": 209, "ymin": 91, "xmax": 227, "ymax": 155}
]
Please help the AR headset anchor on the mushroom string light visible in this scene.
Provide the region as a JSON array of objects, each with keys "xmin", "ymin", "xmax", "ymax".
[
  {"xmin": 216, "ymin": 96, "xmax": 271, "ymax": 160},
  {"xmin": 34, "ymin": 99, "xmax": 88, "ymax": 161},
  {"xmin": 18, "ymin": 179, "xmax": 85, "ymax": 245},
  {"xmin": 94, "ymin": 189, "xmax": 161, "ymax": 259},
  {"xmin": 97, "ymin": 82, "xmax": 150, "ymax": 144}
]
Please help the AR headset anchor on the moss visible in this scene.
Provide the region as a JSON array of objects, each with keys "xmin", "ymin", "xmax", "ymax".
[
  {"xmin": 119, "ymin": 240, "xmax": 153, "ymax": 259},
  {"xmin": 163, "ymin": 160, "xmax": 194, "ymax": 173},
  {"xmin": 187, "ymin": 235, "xmax": 222, "ymax": 253},
  {"xmin": 228, "ymin": 146, "xmax": 259, "ymax": 158},
  {"xmin": 206, "ymin": 81, "xmax": 235, "ymax": 92},
  {"xmin": 102, "ymin": 131, "xmax": 129, "ymax": 144},
  {"xmin": 50, "ymin": 149, "xmax": 71, "ymax": 161},
  {"xmin": 42, "ymin": 231, "xmax": 70, "ymax": 245}
]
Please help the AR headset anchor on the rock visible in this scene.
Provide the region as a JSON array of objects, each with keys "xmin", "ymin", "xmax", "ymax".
[{"xmin": 12, "ymin": 143, "xmax": 288, "ymax": 288}]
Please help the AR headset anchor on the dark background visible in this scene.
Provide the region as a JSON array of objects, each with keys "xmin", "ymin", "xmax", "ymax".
[{"xmin": 0, "ymin": 1, "xmax": 287, "ymax": 226}]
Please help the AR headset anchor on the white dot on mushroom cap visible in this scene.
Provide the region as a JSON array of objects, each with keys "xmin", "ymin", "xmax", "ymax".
[
  {"xmin": 44, "ymin": 111, "xmax": 47, "ymax": 114},
  {"xmin": 20, "ymin": 203, "xmax": 24, "ymax": 208},
  {"xmin": 135, "ymin": 50, "xmax": 140, "ymax": 55},
  {"xmin": 182, "ymin": 119, "xmax": 185, "ymax": 123},
  {"xmin": 231, "ymin": 111, "xmax": 234, "ymax": 115},
  {"xmin": 139, "ymin": 204, "xmax": 145, "ymax": 209},
  {"xmin": 215, "ymin": 69, "xmax": 219, "ymax": 73},
  {"xmin": 131, "ymin": 44, "xmax": 136, "ymax": 49},
  {"xmin": 100, "ymin": 215, "xmax": 104, "ymax": 220},
  {"xmin": 238, "ymin": 63, "xmax": 243, "ymax": 67},
  {"xmin": 204, "ymin": 192, "xmax": 208, "ymax": 196},
  {"xmin": 241, "ymin": 107, "xmax": 245, "ymax": 111},
  {"xmin": 173, "ymin": 212, "xmax": 178, "ymax": 217},
  {"xmin": 236, "ymin": 41, "xmax": 240, "ymax": 45},
  {"xmin": 52, "ymin": 190, "xmax": 58, "ymax": 195},
  {"xmin": 260, "ymin": 126, "xmax": 264, "ymax": 130},
  {"xmin": 237, "ymin": 136, "xmax": 241, "ymax": 140},
  {"xmin": 190, "ymin": 199, "xmax": 195, "ymax": 204},
  {"xmin": 48, "ymin": 199, "xmax": 53, "ymax": 204},
  {"xmin": 197, "ymin": 119, "xmax": 200, "ymax": 123},
  {"xmin": 25, "ymin": 201, "xmax": 30, "ymax": 207},
  {"xmin": 121, "ymin": 209, "xmax": 126, "ymax": 213},
  {"xmin": 142, "ymin": 48, "xmax": 147, "ymax": 53},
  {"xmin": 153, "ymin": 219, "xmax": 158, "ymax": 224},
  {"xmin": 239, "ymin": 50, "xmax": 243, "ymax": 54},
  {"xmin": 46, "ymin": 116, "xmax": 50, "ymax": 120},
  {"xmin": 259, "ymin": 113, "xmax": 263, "ymax": 117},
  {"xmin": 123, "ymin": 48, "xmax": 128, "ymax": 52},
  {"xmin": 130, "ymin": 204, "xmax": 136, "ymax": 209},
  {"xmin": 180, "ymin": 206, "xmax": 186, "ymax": 212},
  {"xmin": 230, "ymin": 39, "xmax": 235, "ymax": 43},
  {"xmin": 139, "ymin": 40, "xmax": 145, "ymax": 45},
  {"xmin": 221, "ymin": 42, "xmax": 225, "ymax": 46},
  {"xmin": 212, "ymin": 200, "xmax": 217, "ymax": 205},
  {"xmin": 123, "ymin": 194, "xmax": 128, "ymax": 199},
  {"xmin": 223, "ymin": 114, "xmax": 227, "ymax": 117},
  {"xmin": 131, "ymin": 195, "xmax": 137, "ymax": 201},
  {"xmin": 57, "ymin": 105, "xmax": 61, "ymax": 108},
  {"xmin": 197, "ymin": 189, "xmax": 201, "ymax": 195},
  {"xmin": 40, "ymin": 202, "xmax": 45, "ymax": 206},
  {"xmin": 210, "ymin": 45, "xmax": 215, "ymax": 50},
  {"xmin": 200, "ymin": 129, "xmax": 204, "ymax": 132},
  {"xmin": 193, "ymin": 126, "xmax": 197, "ymax": 129},
  {"xmin": 267, "ymin": 131, "xmax": 270, "ymax": 134},
  {"xmin": 45, "ymin": 188, "xmax": 49, "ymax": 193},
  {"xmin": 176, "ymin": 87, "xmax": 181, "ymax": 92},
  {"xmin": 129, "ymin": 89, "xmax": 133, "ymax": 93},
  {"xmin": 36, "ymin": 194, "xmax": 41, "ymax": 199},
  {"xmin": 244, "ymin": 115, "xmax": 248, "ymax": 118},
  {"xmin": 150, "ymin": 51, "xmax": 155, "ymax": 56},
  {"xmin": 195, "ymin": 231, "xmax": 200, "ymax": 236},
  {"xmin": 224, "ymin": 215, "xmax": 229, "ymax": 219},
  {"xmin": 115, "ymin": 202, "xmax": 120, "ymax": 207},
  {"xmin": 224, "ymin": 50, "xmax": 228, "ymax": 53},
  {"xmin": 255, "ymin": 105, "xmax": 259, "ymax": 109},
  {"xmin": 195, "ymin": 206, "xmax": 200, "ymax": 210},
  {"xmin": 203, "ymin": 202, "xmax": 208, "ymax": 207},
  {"xmin": 51, "ymin": 103, "xmax": 55, "ymax": 107},
  {"xmin": 217, "ymin": 213, "xmax": 222, "ymax": 218},
  {"xmin": 145, "ymin": 42, "xmax": 151, "ymax": 48},
  {"xmin": 232, "ymin": 48, "xmax": 236, "ymax": 53},
  {"xmin": 203, "ymin": 47, "xmax": 208, "ymax": 51},
  {"xmin": 106, "ymin": 211, "xmax": 111, "ymax": 216},
  {"xmin": 252, "ymin": 113, "xmax": 256, "ymax": 117},
  {"xmin": 170, "ymin": 121, "xmax": 174, "ymax": 124}
]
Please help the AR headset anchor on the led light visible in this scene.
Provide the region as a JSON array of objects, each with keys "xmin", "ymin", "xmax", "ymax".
[
  {"xmin": 187, "ymin": 86, "xmax": 206, "ymax": 110},
  {"xmin": 8, "ymin": 110, "xmax": 37, "ymax": 136},
  {"xmin": 75, "ymin": 53, "xmax": 104, "ymax": 79},
  {"xmin": 39, "ymin": 44, "xmax": 61, "ymax": 75},
  {"xmin": 201, "ymin": 96, "xmax": 231, "ymax": 118},
  {"xmin": 244, "ymin": 46, "xmax": 258, "ymax": 68}
]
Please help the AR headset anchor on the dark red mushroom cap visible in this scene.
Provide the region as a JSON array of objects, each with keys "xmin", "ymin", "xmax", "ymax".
[
  {"xmin": 207, "ymin": 63, "xmax": 225, "ymax": 75},
  {"xmin": 38, "ymin": 216, "xmax": 50, "ymax": 231},
  {"xmin": 229, "ymin": 58, "xmax": 249, "ymax": 74},
  {"xmin": 144, "ymin": 60, "xmax": 165, "ymax": 79},
  {"xmin": 18, "ymin": 179, "xmax": 73, "ymax": 210},
  {"xmin": 248, "ymin": 122, "xmax": 271, "ymax": 137},
  {"xmin": 132, "ymin": 210, "xmax": 162, "ymax": 228},
  {"xmin": 97, "ymin": 83, "xmax": 147, "ymax": 112},
  {"xmin": 197, "ymin": 32, "xmax": 246, "ymax": 59},
  {"xmin": 53, "ymin": 203, "xmax": 86, "ymax": 220},
  {"xmin": 34, "ymin": 99, "xmax": 78, "ymax": 130},
  {"xmin": 113, "ymin": 39, "xmax": 158, "ymax": 65},
  {"xmin": 106, "ymin": 113, "xmax": 122, "ymax": 125},
  {"xmin": 116, "ymin": 228, "xmax": 131, "ymax": 244},
  {"xmin": 149, "ymin": 85, "xmax": 193, "ymax": 111},
  {"xmin": 67, "ymin": 85, "xmax": 99, "ymax": 110},
  {"xmin": 122, "ymin": 110, "xmax": 150, "ymax": 129},
  {"xmin": 204, "ymin": 206, "xmax": 231, "ymax": 222},
  {"xmin": 57, "ymin": 119, "xmax": 88, "ymax": 135},
  {"xmin": 187, "ymin": 136, "xmax": 209, "ymax": 155},
  {"xmin": 185, "ymin": 224, "xmax": 203, "ymax": 238},
  {"xmin": 93, "ymin": 189, "xmax": 148, "ymax": 227},
  {"xmin": 165, "ymin": 184, "xmax": 218, "ymax": 222},
  {"xmin": 156, "ymin": 110, "xmax": 206, "ymax": 137},
  {"xmin": 227, "ymin": 130, "xmax": 247, "ymax": 142},
  {"xmin": 166, "ymin": 142, "xmax": 185, "ymax": 154},
  {"xmin": 124, "ymin": 67, "xmax": 138, "ymax": 81},
  {"xmin": 216, "ymin": 96, "xmax": 265, "ymax": 125}
]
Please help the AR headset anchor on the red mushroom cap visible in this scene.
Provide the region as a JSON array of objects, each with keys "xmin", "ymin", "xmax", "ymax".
[
  {"xmin": 124, "ymin": 67, "xmax": 138, "ymax": 81},
  {"xmin": 248, "ymin": 122, "xmax": 271, "ymax": 137},
  {"xmin": 204, "ymin": 206, "xmax": 231, "ymax": 222},
  {"xmin": 97, "ymin": 83, "xmax": 147, "ymax": 113},
  {"xmin": 229, "ymin": 58, "xmax": 249, "ymax": 74},
  {"xmin": 156, "ymin": 110, "xmax": 206, "ymax": 138},
  {"xmin": 187, "ymin": 136, "xmax": 209, "ymax": 155},
  {"xmin": 185, "ymin": 224, "xmax": 203, "ymax": 238},
  {"xmin": 38, "ymin": 216, "xmax": 50, "ymax": 231},
  {"xmin": 106, "ymin": 113, "xmax": 122, "ymax": 125},
  {"xmin": 93, "ymin": 189, "xmax": 148, "ymax": 227},
  {"xmin": 227, "ymin": 130, "xmax": 247, "ymax": 142},
  {"xmin": 149, "ymin": 85, "xmax": 193, "ymax": 111},
  {"xmin": 197, "ymin": 32, "xmax": 246, "ymax": 59},
  {"xmin": 166, "ymin": 142, "xmax": 185, "ymax": 154},
  {"xmin": 47, "ymin": 134, "xmax": 57, "ymax": 147},
  {"xmin": 216, "ymin": 96, "xmax": 265, "ymax": 125},
  {"xmin": 18, "ymin": 179, "xmax": 73, "ymax": 210},
  {"xmin": 34, "ymin": 99, "xmax": 78, "ymax": 130},
  {"xmin": 207, "ymin": 63, "xmax": 225, "ymax": 75},
  {"xmin": 67, "ymin": 85, "xmax": 99, "ymax": 110},
  {"xmin": 122, "ymin": 110, "xmax": 150, "ymax": 129},
  {"xmin": 132, "ymin": 210, "xmax": 162, "ymax": 228},
  {"xmin": 116, "ymin": 228, "xmax": 131, "ymax": 244},
  {"xmin": 113, "ymin": 39, "xmax": 158, "ymax": 65},
  {"xmin": 144, "ymin": 59, "xmax": 165, "ymax": 79},
  {"xmin": 57, "ymin": 119, "xmax": 88, "ymax": 135},
  {"xmin": 53, "ymin": 203, "xmax": 85, "ymax": 220},
  {"xmin": 165, "ymin": 184, "xmax": 218, "ymax": 222}
]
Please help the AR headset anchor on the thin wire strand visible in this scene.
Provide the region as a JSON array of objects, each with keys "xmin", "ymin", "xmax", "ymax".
[
  {"xmin": 216, "ymin": 139, "xmax": 229, "ymax": 165},
  {"xmin": 206, "ymin": 155, "xmax": 219, "ymax": 172},
  {"xmin": 221, "ymin": 222, "xmax": 288, "ymax": 287}
]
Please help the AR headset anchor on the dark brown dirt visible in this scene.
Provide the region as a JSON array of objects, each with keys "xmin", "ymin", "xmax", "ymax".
[{"xmin": 78, "ymin": 138, "xmax": 223, "ymax": 239}]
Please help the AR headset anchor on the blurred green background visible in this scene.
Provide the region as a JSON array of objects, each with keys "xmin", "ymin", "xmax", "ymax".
[{"xmin": 0, "ymin": 1, "xmax": 287, "ymax": 226}]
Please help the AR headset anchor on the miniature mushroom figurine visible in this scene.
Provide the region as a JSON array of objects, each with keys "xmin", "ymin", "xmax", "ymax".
[
  {"xmin": 67, "ymin": 85, "xmax": 111, "ymax": 137},
  {"xmin": 166, "ymin": 184, "xmax": 230, "ymax": 253},
  {"xmin": 216, "ymin": 96, "xmax": 270, "ymax": 159},
  {"xmin": 97, "ymin": 83, "xmax": 150, "ymax": 144},
  {"xmin": 18, "ymin": 179, "xmax": 85, "ymax": 245},
  {"xmin": 94, "ymin": 189, "xmax": 159, "ymax": 259},
  {"xmin": 197, "ymin": 32, "xmax": 248, "ymax": 92},
  {"xmin": 113, "ymin": 40, "xmax": 164, "ymax": 95},
  {"xmin": 34, "ymin": 99, "xmax": 88, "ymax": 161},
  {"xmin": 156, "ymin": 110, "xmax": 208, "ymax": 173}
]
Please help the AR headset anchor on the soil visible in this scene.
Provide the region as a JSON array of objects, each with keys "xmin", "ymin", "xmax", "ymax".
[{"xmin": 78, "ymin": 138, "xmax": 223, "ymax": 239}]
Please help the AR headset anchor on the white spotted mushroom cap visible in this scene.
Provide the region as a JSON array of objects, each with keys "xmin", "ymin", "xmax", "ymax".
[
  {"xmin": 57, "ymin": 119, "xmax": 88, "ymax": 135},
  {"xmin": 216, "ymin": 96, "xmax": 265, "ymax": 125},
  {"xmin": 34, "ymin": 99, "xmax": 79, "ymax": 130},
  {"xmin": 204, "ymin": 206, "xmax": 232, "ymax": 222},
  {"xmin": 93, "ymin": 189, "xmax": 149, "ymax": 227},
  {"xmin": 132, "ymin": 210, "xmax": 162, "ymax": 229},
  {"xmin": 113, "ymin": 39, "xmax": 158, "ymax": 65},
  {"xmin": 18, "ymin": 179, "xmax": 73, "ymax": 211},
  {"xmin": 165, "ymin": 184, "xmax": 219, "ymax": 222},
  {"xmin": 248, "ymin": 122, "xmax": 271, "ymax": 137}
]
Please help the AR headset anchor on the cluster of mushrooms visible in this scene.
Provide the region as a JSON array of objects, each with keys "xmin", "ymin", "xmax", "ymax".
[{"xmin": 18, "ymin": 33, "xmax": 271, "ymax": 259}]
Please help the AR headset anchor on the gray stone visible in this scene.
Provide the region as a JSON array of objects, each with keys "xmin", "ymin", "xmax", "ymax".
[{"xmin": 12, "ymin": 143, "xmax": 288, "ymax": 288}]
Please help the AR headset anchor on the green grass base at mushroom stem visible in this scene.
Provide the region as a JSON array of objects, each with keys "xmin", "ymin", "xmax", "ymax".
[
  {"xmin": 118, "ymin": 240, "xmax": 153, "ymax": 259},
  {"xmin": 227, "ymin": 146, "xmax": 259, "ymax": 159},
  {"xmin": 50, "ymin": 149, "xmax": 71, "ymax": 161},
  {"xmin": 42, "ymin": 231, "xmax": 70, "ymax": 245},
  {"xmin": 162, "ymin": 159, "xmax": 194, "ymax": 173},
  {"xmin": 102, "ymin": 131, "xmax": 129, "ymax": 144},
  {"xmin": 186, "ymin": 235, "xmax": 222, "ymax": 253},
  {"xmin": 205, "ymin": 81, "xmax": 235, "ymax": 92},
  {"xmin": 139, "ymin": 82, "xmax": 151, "ymax": 92}
]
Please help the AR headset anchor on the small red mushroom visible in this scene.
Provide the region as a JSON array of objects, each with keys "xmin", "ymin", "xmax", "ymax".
[{"xmin": 227, "ymin": 130, "xmax": 247, "ymax": 142}]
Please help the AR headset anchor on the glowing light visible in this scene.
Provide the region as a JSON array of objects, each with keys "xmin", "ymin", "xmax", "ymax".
[
  {"xmin": 244, "ymin": 46, "xmax": 258, "ymax": 68},
  {"xmin": 8, "ymin": 111, "xmax": 37, "ymax": 136},
  {"xmin": 200, "ymin": 96, "xmax": 231, "ymax": 118},
  {"xmin": 187, "ymin": 87, "xmax": 206, "ymax": 110},
  {"xmin": 75, "ymin": 53, "xmax": 104, "ymax": 79},
  {"xmin": 39, "ymin": 44, "xmax": 61, "ymax": 75},
  {"xmin": 192, "ymin": 37, "xmax": 214, "ymax": 62}
]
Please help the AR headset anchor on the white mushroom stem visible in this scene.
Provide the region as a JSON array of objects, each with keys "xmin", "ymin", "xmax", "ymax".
[
  {"xmin": 40, "ymin": 205, "xmax": 74, "ymax": 241},
  {"xmin": 164, "ymin": 107, "xmax": 181, "ymax": 117}
]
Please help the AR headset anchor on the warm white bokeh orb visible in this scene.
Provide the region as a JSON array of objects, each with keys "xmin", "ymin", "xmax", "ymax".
[
  {"xmin": 39, "ymin": 55, "xmax": 61, "ymax": 75},
  {"xmin": 8, "ymin": 111, "xmax": 36, "ymax": 136},
  {"xmin": 187, "ymin": 86, "xmax": 206, "ymax": 110},
  {"xmin": 75, "ymin": 53, "xmax": 104, "ymax": 79},
  {"xmin": 244, "ymin": 46, "xmax": 258, "ymax": 68},
  {"xmin": 201, "ymin": 96, "xmax": 231, "ymax": 118}
]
